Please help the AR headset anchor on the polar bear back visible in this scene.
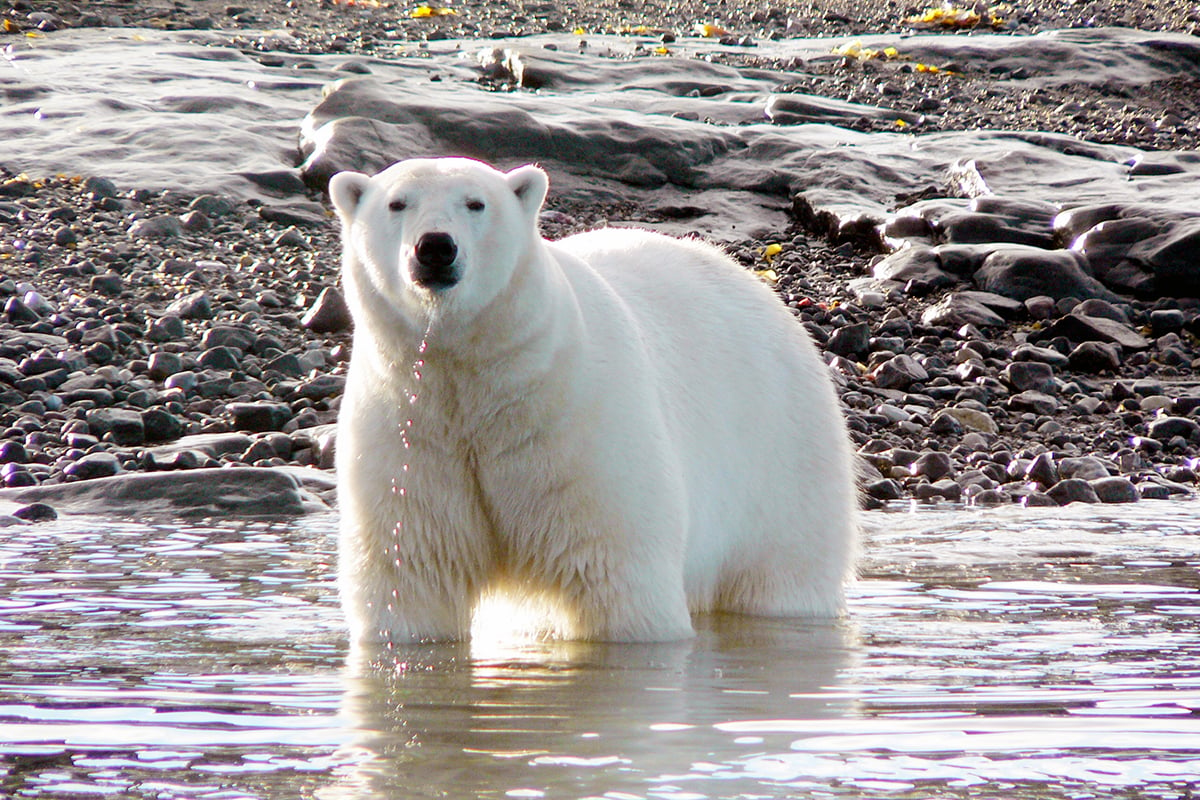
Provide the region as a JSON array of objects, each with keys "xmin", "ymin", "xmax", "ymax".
[{"xmin": 550, "ymin": 228, "xmax": 856, "ymax": 614}]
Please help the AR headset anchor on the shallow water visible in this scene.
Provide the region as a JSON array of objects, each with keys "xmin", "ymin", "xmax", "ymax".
[{"xmin": 2, "ymin": 503, "xmax": 1198, "ymax": 799}]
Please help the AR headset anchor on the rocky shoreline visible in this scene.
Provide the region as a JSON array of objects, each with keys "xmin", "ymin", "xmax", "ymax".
[{"xmin": 3, "ymin": 2, "xmax": 1200, "ymax": 519}]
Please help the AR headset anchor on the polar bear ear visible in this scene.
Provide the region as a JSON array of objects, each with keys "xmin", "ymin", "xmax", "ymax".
[
  {"xmin": 328, "ymin": 171, "xmax": 371, "ymax": 219},
  {"xmin": 505, "ymin": 165, "xmax": 549, "ymax": 219}
]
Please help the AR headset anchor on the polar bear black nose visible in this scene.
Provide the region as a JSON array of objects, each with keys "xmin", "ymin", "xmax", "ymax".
[{"xmin": 412, "ymin": 232, "xmax": 459, "ymax": 288}]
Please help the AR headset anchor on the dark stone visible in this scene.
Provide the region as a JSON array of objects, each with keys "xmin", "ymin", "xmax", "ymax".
[
  {"xmin": 142, "ymin": 408, "xmax": 185, "ymax": 443},
  {"xmin": 865, "ymin": 478, "xmax": 904, "ymax": 501},
  {"xmin": 1003, "ymin": 361, "xmax": 1055, "ymax": 393},
  {"xmin": 826, "ymin": 322, "xmax": 870, "ymax": 357},
  {"xmin": 1006, "ymin": 390, "xmax": 1059, "ymax": 415},
  {"xmin": 63, "ymin": 452, "xmax": 122, "ymax": 481},
  {"xmin": 1148, "ymin": 416, "xmax": 1200, "ymax": 442},
  {"xmin": 0, "ymin": 441, "xmax": 29, "ymax": 464},
  {"xmin": 1047, "ymin": 477, "xmax": 1100, "ymax": 505},
  {"xmin": 974, "ymin": 246, "xmax": 1114, "ymax": 301},
  {"xmin": 165, "ymin": 291, "xmax": 214, "ymax": 320},
  {"xmin": 301, "ymin": 287, "xmax": 354, "ymax": 334},
  {"xmin": 1068, "ymin": 341, "xmax": 1122, "ymax": 373},
  {"xmin": 86, "ymin": 408, "xmax": 145, "ymax": 446},
  {"xmin": 911, "ymin": 451, "xmax": 954, "ymax": 481},
  {"xmin": 197, "ymin": 346, "xmax": 242, "ymax": 371},
  {"xmin": 1037, "ymin": 314, "xmax": 1150, "ymax": 351},
  {"xmin": 128, "ymin": 215, "xmax": 184, "ymax": 239},
  {"xmin": 201, "ymin": 325, "xmax": 257, "ymax": 352},
  {"xmin": 921, "ymin": 294, "xmax": 1004, "ymax": 328},
  {"xmin": 259, "ymin": 201, "xmax": 327, "ymax": 228},
  {"xmin": 13, "ymin": 502, "xmax": 57, "ymax": 522},
  {"xmin": 872, "ymin": 355, "xmax": 928, "ymax": 390},
  {"xmin": 1150, "ymin": 309, "xmax": 1186, "ymax": 336},
  {"xmin": 5, "ymin": 297, "xmax": 40, "ymax": 324},
  {"xmin": 147, "ymin": 314, "xmax": 187, "ymax": 342},
  {"xmin": 1025, "ymin": 452, "xmax": 1059, "ymax": 487},
  {"xmin": 148, "ymin": 352, "xmax": 186, "ymax": 381},
  {"xmin": 291, "ymin": 374, "xmax": 346, "ymax": 401},
  {"xmin": 90, "ymin": 272, "xmax": 124, "ymax": 295},
  {"xmin": 228, "ymin": 402, "xmax": 293, "ymax": 433},
  {"xmin": 1091, "ymin": 476, "xmax": 1139, "ymax": 503},
  {"xmin": 1011, "ymin": 343, "xmax": 1070, "ymax": 368}
]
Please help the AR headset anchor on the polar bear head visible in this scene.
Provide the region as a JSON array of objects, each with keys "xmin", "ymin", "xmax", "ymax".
[{"xmin": 329, "ymin": 157, "xmax": 549, "ymax": 330}]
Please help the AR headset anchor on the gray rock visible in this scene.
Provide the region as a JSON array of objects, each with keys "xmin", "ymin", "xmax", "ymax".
[
  {"xmin": 1007, "ymin": 390, "xmax": 1059, "ymax": 415},
  {"xmin": 826, "ymin": 321, "xmax": 870, "ymax": 358},
  {"xmin": 165, "ymin": 291, "xmax": 213, "ymax": 320},
  {"xmin": 911, "ymin": 451, "xmax": 954, "ymax": 481},
  {"xmin": 301, "ymin": 287, "xmax": 353, "ymax": 334},
  {"xmin": 1068, "ymin": 341, "xmax": 1122, "ymax": 372},
  {"xmin": 872, "ymin": 354, "xmax": 928, "ymax": 390},
  {"xmin": 142, "ymin": 408, "xmax": 185, "ymax": 443},
  {"xmin": 1039, "ymin": 313, "xmax": 1150, "ymax": 351},
  {"xmin": 1012, "ymin": 343, "xmax": 1070, "ymax": 368},
  {"xmin": 973, "ymin": 246, "xmax": 1114, "ymax": 301},
  {"xmin": 86, "ymin": 408, "xmax": 145, "ymax": 446},
  {"xmin": 1047, "ymin": 478, "xmax": 1101, "ymax": 505},
  {"xmin": 148, "ymin": 352, "xmax": 186, "ymax": 381},
  {"xmin": 1091, "ymin": 476, "xmax": 1139, "ymax": 503},
  {"xmin": 873, "ymin": 246, "xmax": 955, "ymax": 291},
  {"xmin": 202, "ymin": 325, "xmax": 257, "ymax": 352},
  {"xmin": 0, "ymin": 467, "xmax": 322, "ymax": 517},
  {"xmin": 1148, "ymin": 416, "xmax": 1200, "ymax": 442},
  {"xmin": 1026, "ymin": 452, "xmax": 1059, "ymax": 487},
  {"xmin": 1003, "ymin": 361, "xmax": 1056, "ymax": 393},
  {"xmin": 128, "ymin": 215, "xmax": 184, "ymax": 239},
  {"xmin": 1059, "ymin": 456, "xmax": 1111, "ymax": 481},
  {"xmin": 922, "ymin": 293, "xmax": 1005, "ymax": 328},
  {"xmin": 63, "ymin": 452, "xmax": 122, "ymax": 481},
  {"xmin": 228, "ymin": 402, "xmax": 293, "ymax": 433},
  {"xmin": 147, "ymin": 314, "xmax": 187, "ymax": 342}
]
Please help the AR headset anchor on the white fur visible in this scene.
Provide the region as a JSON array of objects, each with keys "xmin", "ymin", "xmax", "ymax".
[{"xmin": 330, "ymin": 157, "xmax": 857, "ymax": 644}]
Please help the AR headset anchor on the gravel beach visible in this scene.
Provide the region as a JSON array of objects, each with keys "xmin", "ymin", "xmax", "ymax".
[{"xmin": 3, "ymin": 0, "xmax": 1200, "ymax": 514}]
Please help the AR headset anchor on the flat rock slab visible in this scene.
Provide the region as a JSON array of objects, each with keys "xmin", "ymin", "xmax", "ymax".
[
  {"xmin": 0, "ymin": 467, "xmax": 331, "ymax": 518},
  {"xmin": 4, "ymin": 27, "xmax": 1200, "ymax": 245}
]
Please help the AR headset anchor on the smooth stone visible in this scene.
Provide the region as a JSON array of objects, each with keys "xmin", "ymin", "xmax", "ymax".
[
  {"xmin": 872, "ymin": 246, "xmax": 955, "ymax": 291},
  {"xmin": 933, "ymin": 407, "xmax": 998, "ymax": 435},
  {"xmin": 973, "ymin": 246, "xmax": 1114, "ymax": 301},
  {"xmin": 202, "ymin": 325, "xmax": 257, "ymax": 352},
  {"xmin": 1003, "ymin": 361, "xmax": 1055, "ymax": 393},
  {"xmin": 147, "ymin": 314, "xmax": 187, "ymax": 342},
  {"xmin": 1091, "ymin": 476, "xmax": 1139, "ymax": 503},
  {"xmin": 13, "ymin": 502, "xmax": 57, "ymax": 522},
  {"xmin": 259, "ymin": 201, "xmax": 327, "ymax": 228},
  {"xmin": 910, "ymin": 451, "xmax": 954, "ymax": 482},
  {"xmin": 148, "ymin": 352, "xmax": 186, "ymax": 381},
  {"xmin": 872, "ymin": 354, "xmax": 928, "ymax": 390},
  {"xmin": 826, "ymin": 321, "xmax": 871, "ymax": 358},
  {"xmin": 1058, "ymin": 456, "xmax": 1111, "ymax": 481},
  {"xmin": 165, "ymin": 291, "xmax": 214, "ymax": 320},
  {"xmin": 1011, "ymin": 343, "xmax": 1070, "ymax": 368},
  {"xmin": 921, "ymin": 293, "xmax": 1005, "ymax": 328},
  {"xmin": 128, "ymin": 215, "xmax": 184, "ymax": 239},
  {"xmin": 0, "ymin": 467, "xmax": 323, "ymax": 516},
  {"xmin": 1047, "ymin": 477, "xmax": 1101, "ymax": 505},
  {"xmin": 1006, "ymin": 390, "xmax": 1059, "ymax": 415},
  {"xmin": 1148, "ymin": 416, "xmax": 1200, "ymax": 442},
  {"xmin": 301, "ymin": 287, "xmax": 354, "ymax": 334},
  {"xmin": 63, "ymin": 452, "xmax": 123, "ymax": 481},
  {"xmin": 1068, "ymin": 340, "xmax": 1122, "ymax": 372},
  {"xmin": 142, "ymin": 408, "xmax": 185, "ymax": 443},
  {"xmin": 1026, "ymin": 452, "xmax": 1059, "ymax": 486},
  {"xmin": 1074, "ymin": 298, "xmax": 1130, "ymax": 324},
  {"xmin": 85, "ymin": 408, "xmax": 145, "ymax": 446},
  {"xmin": 228, "ymin": 402, "xmax": 292, "ymax": 433},
  {"xmin": 1038, "ymin": 313, "xmax": 1150, "ymax": 350}
]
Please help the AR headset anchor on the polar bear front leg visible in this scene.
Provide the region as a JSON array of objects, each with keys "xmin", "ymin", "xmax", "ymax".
[{"xmin": 339, "ymin": 514, "xmax": 485, "ymax": 645}]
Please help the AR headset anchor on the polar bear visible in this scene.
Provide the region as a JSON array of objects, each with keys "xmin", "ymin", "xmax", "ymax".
[{"xmin": 329, "ymin": 157, "xmax": 857, "ymax": 645}]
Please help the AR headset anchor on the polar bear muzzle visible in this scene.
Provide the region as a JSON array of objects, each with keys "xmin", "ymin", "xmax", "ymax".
[{"xmin": 411, "ymin": 231, "xmax": 459, "ymax": 289}]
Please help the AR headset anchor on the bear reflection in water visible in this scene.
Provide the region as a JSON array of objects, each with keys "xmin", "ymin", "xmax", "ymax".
[{"xmin": 329, "ymin": 156, "xmax": 857, "ymax": 645}]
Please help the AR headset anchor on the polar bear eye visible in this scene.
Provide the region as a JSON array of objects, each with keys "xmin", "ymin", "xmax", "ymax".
[
  {"xmin": 466, "ymin": 199, "xmax": 485, "ymax": 212},
  {"xmin": 388, "ymin": 198, "xmax": 407, "ymax": 212}
]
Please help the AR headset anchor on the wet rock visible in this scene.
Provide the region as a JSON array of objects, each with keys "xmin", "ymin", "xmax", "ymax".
[
  {"xmin": 1026, "ymin": 452, "xmax": 1059, "ymax": 486},
  {"xmin": 0, "ymin": 467, "xmax": 319, "ymax": 516},
  {"xmin": 973, "ymin": 246, "xmax": 1113, "ymax": 301},
  {"xmin": 1059, "ymin": 456, "xmax": 1111, "ymax": 481},
  {"xmin": 873, "ymin": 246, "xmax": 955, "ymax": 291},
  {"xmin": 864, "ymin": 478, "xmax": 904, "ymax": 502},
  {"xmin": 1047, "ymin": 477, "xmax": 1100, "ymax": 505},
  {"xmin": 1091, "ymin": 476, "xmax": 1139, "ymax": 503},
  {"xmin": 13, "ymin": 502, "xmax": 57, "ymax": 522},
  {"xmin": 911, "ymin": 451, "xmax": 954, "ymax": 482},
  {"xmin": 64, "ymin": 452, "xmax": 123, "ymax": 481},
  {"xmin": 301, "ymin": 287, "xmax": 353, "ymax": 334}
]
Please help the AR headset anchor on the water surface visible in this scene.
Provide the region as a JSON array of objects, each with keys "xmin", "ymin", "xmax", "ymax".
[{"xmin": 2, "ymin": 503, "xmax": 1198, "ymax": 798}]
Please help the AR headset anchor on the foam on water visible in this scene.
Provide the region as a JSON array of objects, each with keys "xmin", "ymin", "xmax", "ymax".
[{"xmin": 1, "ymin": 503, "xmax": 1197, "ymax": 798}]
